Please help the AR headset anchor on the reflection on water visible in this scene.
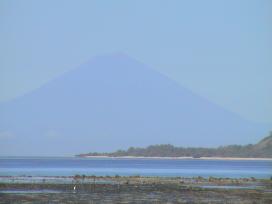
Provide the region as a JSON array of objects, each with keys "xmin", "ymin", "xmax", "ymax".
[
  {"xmin": 0, "ymin": 189, "xmax": 62, "ymax": 194},
  {"xmin": 0, "ymin": 157, "xmax": 271, "ymax": 178},
  {"xmin": 198, "ymin": 185, "xmax": 260, "ymax": 189},
  {"xmin": 0, "ymin": 176, "xmax": 117, "ymax": 184}
]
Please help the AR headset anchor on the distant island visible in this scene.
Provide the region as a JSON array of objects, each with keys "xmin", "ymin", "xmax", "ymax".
[{"xmin": 77, "ymin": 132, "xmax": 272, "ymax": 159}]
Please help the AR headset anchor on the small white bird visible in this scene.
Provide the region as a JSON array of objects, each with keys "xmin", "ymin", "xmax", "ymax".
[{"xmin": 73, "ymin": 185, "xmax": 76, "ymax": 191}]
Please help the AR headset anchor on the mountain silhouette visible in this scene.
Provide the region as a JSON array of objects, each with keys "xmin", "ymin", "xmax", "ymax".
[{"xmin": 0, "ymin": 54, "xmax": 269, "ymax": 156}]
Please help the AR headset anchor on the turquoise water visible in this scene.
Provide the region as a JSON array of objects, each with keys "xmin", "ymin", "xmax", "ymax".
[{"xmin": 0, "ymin": 157, "xmax": 271, "ymax": 178}]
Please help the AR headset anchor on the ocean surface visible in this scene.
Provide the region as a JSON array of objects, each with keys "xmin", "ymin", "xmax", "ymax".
[{"xmin": 0, "ymin": 157, "xmax": 271, "ymax": 178}]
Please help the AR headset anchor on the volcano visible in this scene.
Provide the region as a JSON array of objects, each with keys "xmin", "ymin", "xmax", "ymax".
[{"xmin": 0, "ymin": 54, "xmax": 269, "ymax": 156}]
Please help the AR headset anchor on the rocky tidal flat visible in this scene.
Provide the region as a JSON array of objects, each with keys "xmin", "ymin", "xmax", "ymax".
[{"xmin": 0, "ymin": 176, "xmax": 271, "ymax": 203}]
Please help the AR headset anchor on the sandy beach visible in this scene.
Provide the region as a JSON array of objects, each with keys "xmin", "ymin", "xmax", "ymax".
[{"xmin": 82, "ymin": 155, "xmax": 272, "ymax": 161}]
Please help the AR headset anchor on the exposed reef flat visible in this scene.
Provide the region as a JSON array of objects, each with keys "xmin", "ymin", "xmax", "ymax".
[{"xmin": 0, "ymin": 176, "xmax": 271, "ymax": 203}]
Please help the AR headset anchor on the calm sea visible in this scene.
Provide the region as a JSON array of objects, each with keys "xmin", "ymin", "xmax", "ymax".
[{"xmin": 0, "ymin": 157, "xmax": 271, "ymax": 178}]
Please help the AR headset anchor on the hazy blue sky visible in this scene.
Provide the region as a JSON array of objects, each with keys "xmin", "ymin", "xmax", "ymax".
[{"xmin": 0, "ymin": 0, "xmax": 271, "ymax": 123}]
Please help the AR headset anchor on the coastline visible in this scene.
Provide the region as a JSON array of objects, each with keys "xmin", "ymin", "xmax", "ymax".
[{"xmin": 80, "ymin": 155, "xmax": 272, "ymax": 161}]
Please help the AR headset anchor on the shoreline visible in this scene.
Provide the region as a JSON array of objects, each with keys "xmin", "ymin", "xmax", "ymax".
[
  {"xmin": 80, "ymin": 155, "xmax": 272, "ymax": 161},
  {"xmin": 1, "ymin": 175, "xmax": 271, "ymax": 184},
  {"xmin": 1, "ymin": 156, "xmax": 271, "ymax": 161}
]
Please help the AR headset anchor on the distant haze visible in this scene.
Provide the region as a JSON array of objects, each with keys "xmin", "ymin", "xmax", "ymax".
[
  {"xmin": 0, "ymin": 0, "xmax": 271, "ymax": 123},
  {"xmin": 0, "ymin": 54, "xmax": 270, "ymax": 156}
]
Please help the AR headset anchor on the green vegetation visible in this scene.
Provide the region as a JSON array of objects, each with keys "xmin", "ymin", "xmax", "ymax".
[{"xmin": 78, "ymin": 132, "xmax": 272, "ymax": 158}]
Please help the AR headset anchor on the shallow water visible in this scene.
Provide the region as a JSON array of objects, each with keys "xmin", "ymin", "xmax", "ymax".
[
  {"xmin": 198, "ymin": 185, "xmax": 260, "ymax": 189},
  {"xmin": 0, "ymin": 157, "xmax": 271, "ymax": 178},
  {"xmin": 0, "ymin": 189, "xmax": 62, "ymax": 194},
  {"xmin": 0, "ymin": 176, "xmax": 117, "ymax": 184}
]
